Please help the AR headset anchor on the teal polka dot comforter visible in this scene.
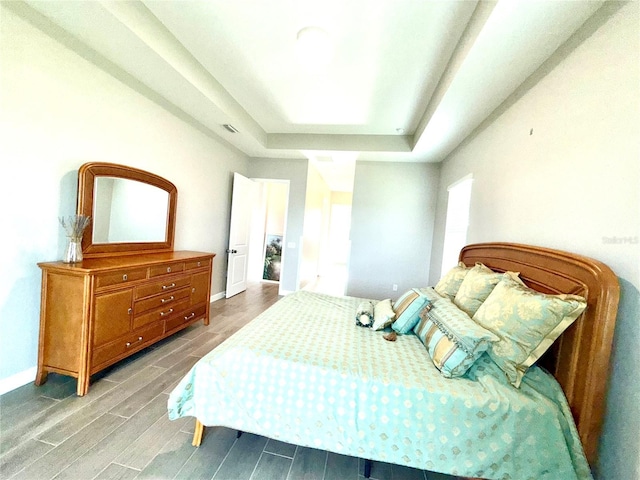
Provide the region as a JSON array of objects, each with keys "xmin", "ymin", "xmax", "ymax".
[{"xmin": 168, "ymin": 291, "xmax": 591, "ymax": 480}]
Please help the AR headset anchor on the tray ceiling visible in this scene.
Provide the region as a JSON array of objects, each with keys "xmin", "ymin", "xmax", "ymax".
[{"xmin": 17, "ymin": 0, "xmax": 606, "ymax": 187}]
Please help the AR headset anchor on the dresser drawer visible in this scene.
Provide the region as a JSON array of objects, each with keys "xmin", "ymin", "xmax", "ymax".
[
  {"xmin": 96, "ymin": 268, "xmax": 147, "ymax": 289},
  {"xmin": 135, "ymin": 276, "xmax": 190, "ymax": 300},
  {"xmin": 133, "ymin": 298, "xmax": 190, "ymax": 330},
  {"xmin": 186, "ymin": 258, "xmax": 211, "ymax": 270},
  {"xmin": 134, "ymin": 287, "xmax": 190, "ymax": 315},
  {"xmin": 165, "ymin": 304, "xmax": 207, "ymax": 333},
  {"xmin": 149, "ymin": 262, "xmax": 185, "ymax": 278},
  {"xmin": 91, "ymin": 322, "xmax": 164, "ymax": 369}
]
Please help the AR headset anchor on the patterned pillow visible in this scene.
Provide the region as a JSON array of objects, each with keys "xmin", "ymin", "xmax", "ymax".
[
  {"xmin": 434, "ymin": 262, "xmax": 470, "ymax": 299},
  {"xmin": 453, "ymin": 263, "xmax": 506, "ymax": 317},
  {"xmin": 391, "ymin": 289, "xmax": 431, "ymax": 334},
  {"xmin": 473, "ymin": 274, "xmax": 587, "ymax": 387},
  {"xmin": 414, "ymin": 297, "xmax": 499, "ymax": 378},
  {"xmin": 372, "ymin": 299, "xmax": 395, "ymax": 330},
  {"xmin": 416, "ymin": 286, "xmax": 444, "ymax": 303},
  {"xmin": 355, "ymin": 301, "xmax": 374, "ymax": 327}
]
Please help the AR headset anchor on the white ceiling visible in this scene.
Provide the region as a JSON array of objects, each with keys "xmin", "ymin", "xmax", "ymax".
[{"xmin": 22, "ymin": 0, "xmax": 604, "ymax": 190}]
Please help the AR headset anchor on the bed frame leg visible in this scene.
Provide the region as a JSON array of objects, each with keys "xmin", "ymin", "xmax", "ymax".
[
  {"xmin": 192, "ymin": 419, "xmax": 204, "ymax": 447},
  {"xmin": 364, "ymin": 458, "xmax": 372, "ymax": 478}
]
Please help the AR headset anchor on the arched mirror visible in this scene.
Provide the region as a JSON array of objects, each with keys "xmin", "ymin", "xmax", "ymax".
[{"xmin": 77, "ymin": 162, "xmax": 177, "ymax": 258}]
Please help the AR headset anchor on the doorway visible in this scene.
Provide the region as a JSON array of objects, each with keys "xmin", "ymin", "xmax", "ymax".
[
  {"xmin": 303, "ymin": 190, "xmax": 352, "ymax": 296},
  {"xmin": 247, "ymin": 179, "xmax": 290, "ymax": 296}
]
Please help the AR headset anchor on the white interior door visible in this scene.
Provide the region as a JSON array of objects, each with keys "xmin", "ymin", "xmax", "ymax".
[{"xmin": 225, "ymin": 173, "xmax": 256, "ymax": 298}]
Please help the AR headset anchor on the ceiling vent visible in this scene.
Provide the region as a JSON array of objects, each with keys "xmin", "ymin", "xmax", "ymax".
[{"xmin": 222, "ymin": 124, "xmax": 239, "ymax": 133}]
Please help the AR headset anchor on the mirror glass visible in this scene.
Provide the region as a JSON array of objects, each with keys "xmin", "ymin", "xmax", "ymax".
[{"xmin": 92, "ymin": 177, "xmax": 169, "ymax": 244}]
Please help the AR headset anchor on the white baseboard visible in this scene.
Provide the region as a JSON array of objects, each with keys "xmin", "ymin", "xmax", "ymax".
[
  {"xmin": 211, "ymin": 291, "xmax": 225, "ymax": 302},
  {"xmin": 0, "ymin": 366, "xmax": 37, "ymax": 395}
]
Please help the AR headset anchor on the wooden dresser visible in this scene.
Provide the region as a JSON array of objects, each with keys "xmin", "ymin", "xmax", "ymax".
[{"xmin": 36, "ymin": 250, "xmax": 214, "ymax": 396}]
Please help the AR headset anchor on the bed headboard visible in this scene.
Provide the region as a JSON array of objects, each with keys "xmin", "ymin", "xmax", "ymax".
[{"xmin": 459, "ymin": 242, "xmax": 619, "ymax": 466}]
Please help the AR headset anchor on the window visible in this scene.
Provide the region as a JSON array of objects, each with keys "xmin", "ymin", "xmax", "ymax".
[{"xmin": 441, "ymin": 175, "xmax": 473, "ymax": 277}]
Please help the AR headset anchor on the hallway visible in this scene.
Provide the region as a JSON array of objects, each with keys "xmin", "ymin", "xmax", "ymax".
[{"xmin": 303, "ymin": 263, "xmax": 348, "ymax": 297}]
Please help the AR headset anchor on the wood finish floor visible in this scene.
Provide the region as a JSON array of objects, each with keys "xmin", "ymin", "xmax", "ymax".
[{"xmin": 0, "ymin": 283, "xmax": 457, "ymax": 480}]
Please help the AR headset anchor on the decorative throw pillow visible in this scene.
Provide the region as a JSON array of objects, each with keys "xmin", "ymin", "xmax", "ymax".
[
  {"xmin": 453, "ymin": 263, "xmax": 507, "ymax": 317},
  {"xmin": 414, "ymin": 297, "xmax": 499, "ymax": 378},
  {"xmin": 372, "ymin": 299, "xmax": 396, "ymax": 330},
  {"xmin": 416, "ymin": 286, "xmax": 444, "ymax": 303},
  {"xmin": 473, "ymin": 274, "xmax": 587, "ymax": 387},
  {"xmin": 355, "ymin": 301, "xmax": 374, "ymax": 327},
  {"xmin": 434, "ymin": 262, "xmax": 470, "ymax": 300},
  {"xmin": 391, "ymin": 289, "xmax": 431, "ymax": 334}
]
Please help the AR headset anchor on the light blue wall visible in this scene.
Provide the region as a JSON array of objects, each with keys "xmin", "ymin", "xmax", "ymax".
[
  {"xmin": 430, "ymin": 3, "xmax": 639, "ymax": 478},
  {"xmin": 0, "ymin": 4, "xmax": 249, "ymax": 386},
  {"xmin": 348, "ymin": 161, "xmax": 440, "ymax": 300}
]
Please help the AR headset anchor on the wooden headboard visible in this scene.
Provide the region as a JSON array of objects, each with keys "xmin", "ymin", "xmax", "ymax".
[{"xmin": 459, "ymin": 242, "xmax": 619, "ymax": 466}]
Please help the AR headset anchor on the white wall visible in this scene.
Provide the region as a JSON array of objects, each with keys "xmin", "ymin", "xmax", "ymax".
[
  {"xmin": 265, "ymin": 183, "xmax": 288, "ymax": 237},
  {"xmin": 325, "ymin": 192, "xmax": 353, "ymax": 267},
  {"xmin": 0, "ymin": 5, "xmax": 249, "ymax": 386},
  {"xmin": 300, "ymin": 163, "xmax": 331, "ymax": 288},
  {"xmin": 430, "ymin": 4, "xmax": 639, "ymax": 479},
  {"xmin": 348, "ymin": 161, "xmax": 440, "ymax": 299}
]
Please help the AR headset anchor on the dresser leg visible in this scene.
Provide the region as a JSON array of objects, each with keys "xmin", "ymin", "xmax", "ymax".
[
  {"xmin": 34, "ymin": 367, "xmax": 48, "ymax": 386},
  {"xmin": 192, "ymin": 419, "xmax": 204, "ymax": 446},
  {"xmin": 76, "ymin": 373, "xmax": 90, "ymax": 396}
]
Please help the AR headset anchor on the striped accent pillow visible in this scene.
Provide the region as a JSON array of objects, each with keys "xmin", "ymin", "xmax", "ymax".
[
  {"xmin": 414, "ymin": 297, "xmax": 499, "ymax": 378},
  {"xmin": 391, "ymin": 289, "xmax": 431, "ymax": 334}
]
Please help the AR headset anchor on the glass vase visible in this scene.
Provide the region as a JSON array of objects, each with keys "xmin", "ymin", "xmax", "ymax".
[{"xmin": 63, "ymin": 237, "xmax": 83, "ymax": 263}]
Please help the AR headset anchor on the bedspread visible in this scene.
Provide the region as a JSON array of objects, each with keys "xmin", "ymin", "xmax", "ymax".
[{"xmin": 168, "ymin": 291, "xmax": 592, "ymax": 480}]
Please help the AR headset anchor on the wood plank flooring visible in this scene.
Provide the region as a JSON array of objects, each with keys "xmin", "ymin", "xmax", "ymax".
[{"xmin": 0, "ymin": 283, "xmax": 457, "ymax": 480}]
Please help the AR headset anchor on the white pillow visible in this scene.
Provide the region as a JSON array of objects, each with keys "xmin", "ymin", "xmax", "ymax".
[{"xmin": 372, "ymin": 299, "xmax": 396, "ymax": 330}]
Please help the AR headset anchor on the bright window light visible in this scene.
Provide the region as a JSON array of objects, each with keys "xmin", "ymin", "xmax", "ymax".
[{"xmin": 441, "ymin": 175, "xmax": 473, "ymax": 277}]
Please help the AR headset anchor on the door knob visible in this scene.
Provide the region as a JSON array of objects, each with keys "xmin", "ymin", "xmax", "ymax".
[{"xmin": 226, "ymin": 249, "xmax": 238, "ymax": 254}]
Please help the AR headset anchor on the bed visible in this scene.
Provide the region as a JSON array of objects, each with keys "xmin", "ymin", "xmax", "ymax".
[{"xmin": 167, "ymin": 243, "xmax": 619, "ymax": 480}]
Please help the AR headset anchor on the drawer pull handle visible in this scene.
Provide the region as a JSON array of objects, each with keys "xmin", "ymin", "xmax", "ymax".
[
  {"xmin": 167, "ymin": 267, "xmax": 172, "ymax": 273},
  {"xmin": 161, "ymin": 296, "xmax": 174, "ymax": 303},
  {"xmin": 184, "ymin": 312, "xmax": 196, "ymax": 321},
  {"xmin": 123, "ymin": 274, "xmax": 128, "ymax": 281},
  {"xmin": 162, "ymin": 283, "xmax": 176, "ymax": 290},
  {"xmin": 125, "ymin": 336, "xmax": 143, "ymax": 348},
  {"xmin": 160, "ymin": 308, "xmax": 174, "ymax": 317},
  {"xmin": 128, "ymin": 308, "xmax": 132, "ymax": 315},
  {"xmin": 192, "ymin": 287, "xmax": 196, "ymax": 293},
  {"xmin": 197, "ymin": 262, "xmax": 201, "ymax": 267}
]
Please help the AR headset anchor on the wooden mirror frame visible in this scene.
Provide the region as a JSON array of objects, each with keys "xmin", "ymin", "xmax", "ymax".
[{"xmin": 77, "ymin": 162, "xmax": 177, "ymax": 258}]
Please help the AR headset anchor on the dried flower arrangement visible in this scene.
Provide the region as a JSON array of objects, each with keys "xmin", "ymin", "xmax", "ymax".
[
  {"xmin": 59, "ymin": 215, "xmax": 91, "ymax": 263},
  {"xmin": 59, "ymin": 215, "xmax": 91, "ymax": 240}
]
